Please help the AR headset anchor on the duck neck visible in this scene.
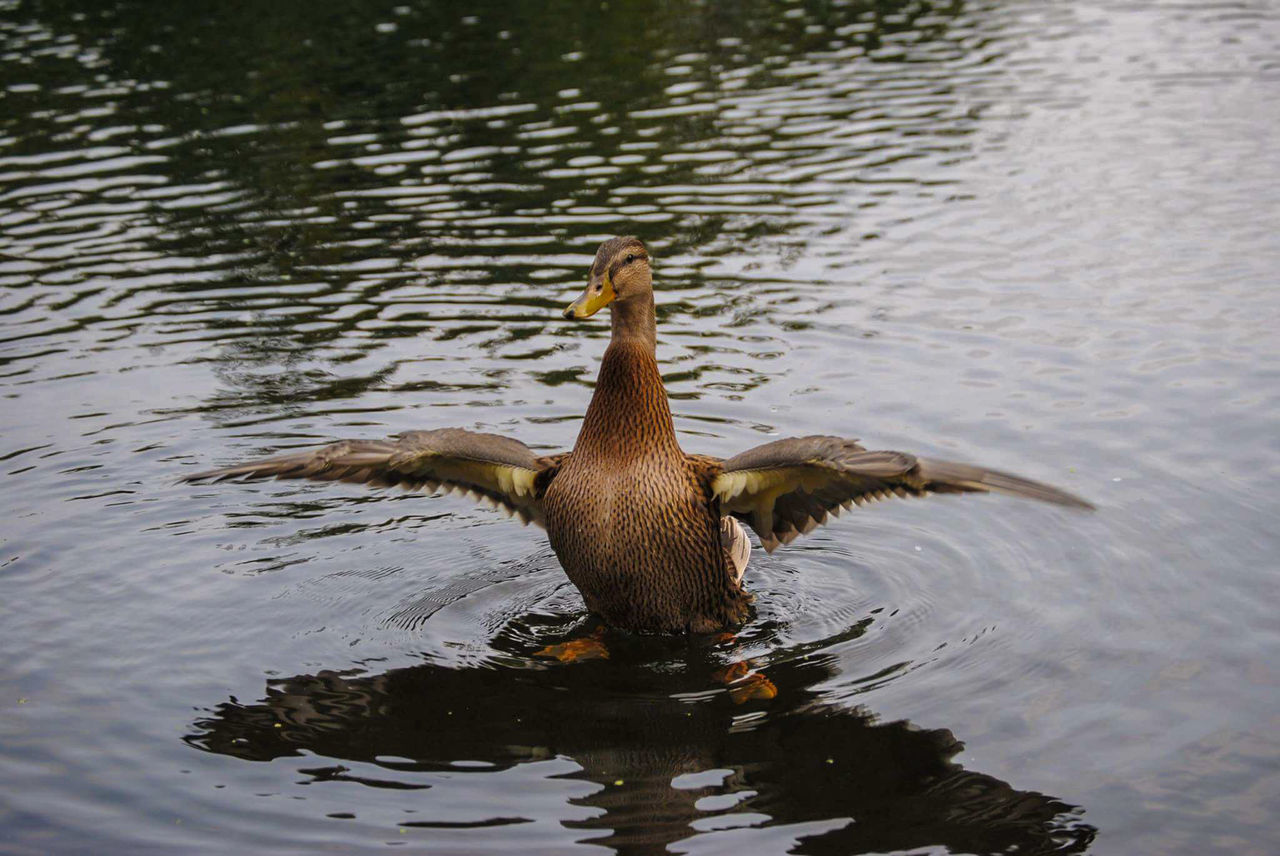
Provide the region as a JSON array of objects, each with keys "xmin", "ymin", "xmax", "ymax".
[
  {"xmin": 576, "ymin": 298, "xmax": 680, "ymax": 459},
  {"xmin": 609, "ymin": 293, "xmax": 657, "ymax": 354}
]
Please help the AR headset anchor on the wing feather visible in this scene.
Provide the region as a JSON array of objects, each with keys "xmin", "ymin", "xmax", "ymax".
[
  {"xmin": 712, "ymin": 435, "xmax": 1092, "ymax": 552},
  {"xmin": 182, "ymin": 428, "xmax": 567, "ymax": 527}
]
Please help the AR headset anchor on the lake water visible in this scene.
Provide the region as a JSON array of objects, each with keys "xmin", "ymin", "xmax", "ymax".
[{"xmin": 2, "ymin": 1, "xmax": 1278, "ymax": 853}]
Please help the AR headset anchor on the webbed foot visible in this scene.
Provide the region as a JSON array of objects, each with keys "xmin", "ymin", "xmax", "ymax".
[
  {"xmin": 535, "ymin": 628, "xmax": 609, "ymax": 663},
  {"xmin": 712, "ymin": 659, "xmax": 777, "ymax": 703}
]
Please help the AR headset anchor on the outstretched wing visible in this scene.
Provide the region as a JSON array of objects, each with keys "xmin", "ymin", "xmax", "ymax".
[
  {"xmin": 711, "ymin": 435, "xmax": 1092, "ymax": 552},
  {"xmin": 182, "ymin": 427, "xmax": 566, "ymax": 526}
]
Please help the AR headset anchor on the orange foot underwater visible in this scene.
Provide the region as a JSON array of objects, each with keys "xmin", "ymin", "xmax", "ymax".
[
  {"xmin": 713, "ymin": 659, "xmax": 778, "ymax": 704},
  {"xmin": 535, "ymin": 629, "xmax": 610, "ymax": 663}
]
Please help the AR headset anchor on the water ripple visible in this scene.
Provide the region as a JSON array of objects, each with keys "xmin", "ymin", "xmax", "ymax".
[{"xmin": 3, "ymin": 0, "xmax": 1279, "ymax": 853}]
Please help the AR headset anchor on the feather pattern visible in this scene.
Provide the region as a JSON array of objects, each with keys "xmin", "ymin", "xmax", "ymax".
[
  {"xmin": 720, "ymin": 515, "xmax": 751, "ymax": 585},
  {"xmin": 712, "ymin": 435, "xmax": 1093, "ymax": 552},
  {"xmin": 182, "ymin": 428, "xmax": 565, "ymax": 526},
  {"xmin": 540, "ymin": 340, "xmax": 752, "ymax": 633}
]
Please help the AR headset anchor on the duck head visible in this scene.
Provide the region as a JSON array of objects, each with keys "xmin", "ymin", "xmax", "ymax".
[{"xmin": 563, "ymin": 236, "xmax": 651, "ymax": 319}]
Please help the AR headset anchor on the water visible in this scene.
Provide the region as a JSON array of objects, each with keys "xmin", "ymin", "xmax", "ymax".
[{"xmin": 2, "ymin": 0, "xmax": 1278, "ymax": 852}]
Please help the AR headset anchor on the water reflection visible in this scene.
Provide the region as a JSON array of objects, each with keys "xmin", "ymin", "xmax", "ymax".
[
  {"xmin": 188, "ymin": 631, "xmax": 1094, "ymax": 854},
  {"xmin": 5, "ymin": 0, "xmax": 1007, "ymax": 410}
]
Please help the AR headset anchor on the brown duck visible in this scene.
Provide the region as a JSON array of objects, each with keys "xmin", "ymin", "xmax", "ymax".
[{"xmin": 185, "ymin": 236, "xmax": 1092, "ymax": 634}]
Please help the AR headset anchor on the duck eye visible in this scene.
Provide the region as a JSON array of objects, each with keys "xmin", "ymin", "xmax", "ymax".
[{"xmin": 625, "ymin": 254, "xmax": 635, "ymax": 265}]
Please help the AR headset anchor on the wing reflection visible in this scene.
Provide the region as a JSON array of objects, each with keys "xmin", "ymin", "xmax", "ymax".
[{"xmin": 187, "ymin": 642, "xmax": 1094, "ymax": 854}]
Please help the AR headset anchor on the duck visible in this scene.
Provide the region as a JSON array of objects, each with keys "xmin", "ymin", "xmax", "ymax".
[{"xmin": 184, "ymin": 236, "xmax": 1092, "ymax": 635}]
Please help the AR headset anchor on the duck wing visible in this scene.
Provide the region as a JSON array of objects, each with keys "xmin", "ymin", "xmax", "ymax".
[
  {"xmin": 709, "ymin": 435, "xmax": 1092, "ymax": 552},
  {"xmin": 182, "ymin": 427, "xmax": 567, "ymax": 526}
]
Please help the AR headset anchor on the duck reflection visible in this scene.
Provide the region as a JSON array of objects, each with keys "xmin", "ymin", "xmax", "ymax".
[{"xmin": 187, "ymin": 637, "xmax": 1094, "ymax": 855}]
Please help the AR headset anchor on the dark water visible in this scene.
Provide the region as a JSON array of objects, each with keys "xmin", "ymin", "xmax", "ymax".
[{"xmin": 2, "ymin": 0, "xmax": 1278, "ymax": 853}]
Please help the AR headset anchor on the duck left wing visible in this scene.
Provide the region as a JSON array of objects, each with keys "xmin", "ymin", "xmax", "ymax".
[
  {"xmin": 182, "ymin": 427, "xmax": 567, "ymax": 526},
  {"xmin": 710, "ymin": 435, "xmax": 1092, "ymax": 552}
]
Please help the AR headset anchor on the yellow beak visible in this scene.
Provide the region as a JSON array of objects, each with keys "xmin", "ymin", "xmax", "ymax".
[{"xmin": 563, "ymin": 271, "xmax": 615, "ymax": 319}]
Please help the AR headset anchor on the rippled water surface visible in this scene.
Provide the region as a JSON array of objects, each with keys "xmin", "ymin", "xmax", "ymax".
[{"xmin": 3, "ymin": 0, "xmax": 1279, "ymax": 853}]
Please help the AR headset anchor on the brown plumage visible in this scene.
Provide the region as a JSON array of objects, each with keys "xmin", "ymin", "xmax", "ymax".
[{"xmin": 183, "ymin": 236, "xmax": 1093, "ymax": 634}]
